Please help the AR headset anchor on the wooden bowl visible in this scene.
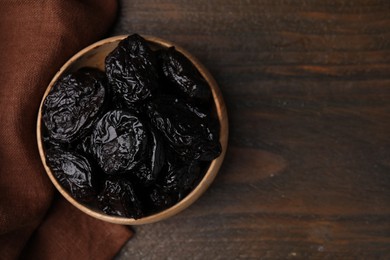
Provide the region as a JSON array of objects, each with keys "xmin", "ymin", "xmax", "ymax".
[{"xmin": 36, "ymin": 35, "xmax": 228, "ymax": 225}]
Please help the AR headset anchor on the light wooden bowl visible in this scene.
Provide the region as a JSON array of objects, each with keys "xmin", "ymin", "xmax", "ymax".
[{"xmin": 37, "ymin": 35, "xmax": 228, "ymax": 225}]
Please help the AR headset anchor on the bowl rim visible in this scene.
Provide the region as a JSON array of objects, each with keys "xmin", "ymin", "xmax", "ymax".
[{"xmin": 36, "ymin": 35, "xmax": 229, "ymax": 225}]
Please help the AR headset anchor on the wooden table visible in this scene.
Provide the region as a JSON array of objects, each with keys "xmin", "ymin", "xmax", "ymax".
[{"xmin": 113, "ymin": 1, "xmax": 390, "ymax": 258}]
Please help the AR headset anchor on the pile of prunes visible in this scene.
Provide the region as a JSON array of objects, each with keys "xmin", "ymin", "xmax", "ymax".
[{"xmin": 41, "ymin": 34, "xmax": 221, "ymax": 218}]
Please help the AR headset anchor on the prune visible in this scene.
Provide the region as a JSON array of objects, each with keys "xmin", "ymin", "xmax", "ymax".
[
  {"xmin": 133, "ymin": 126, "xmax": 165, "ymax": 185},
  {"xmin": 158, "ymin": 47, "xmax": 211, "ymax": 100},
  {"xmin": 147, "ymin": 96, "xmax": 221, "ymax": 161},
  {"xmin": 105, "ymin": 34, "xmax": 158, "ymax": 105},
  {"xmin": 42, "ymin": 34, "xmax": 223, "ymax": 219},
  {"xmin": 110, "ymin": 94, "xmax": 144, "ymax": 115},
  {"xmin": 98, "ymin": 179, "xmax": 143, "ymax": 218},
  {"xmin": 147, "ymin": 187, "xmax": 178, "ymax": 213},
  {"xmin": 157, "ymin": 155, "xmax": 201, "ymax": 198},
  {"xmin": 46, "ymin": 149, "xmax": 97, "ymax": 203},
  {"xmin": 42, "ymin": 67, "xmax": 107, "ymax": 143},
  {"xmin": 86, "ymin": 110, "xmax": 148, "ymax": 175}
]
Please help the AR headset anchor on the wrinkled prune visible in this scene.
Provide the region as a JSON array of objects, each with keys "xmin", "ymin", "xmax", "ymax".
[
  {"xmin": 86, "ymin": 110, "xmax": 147, "ymax": 175},
  {"xmin": 98, "ymin": 179, "xmax": 143, "ymax": 218},
  {"xmin": 42, "ymin": 68, "xmax": 107, "ymax": 143},
  {"xmin": 157, "ymin": 155, "xmax": 201, "ymax": 198},
  {"xmin": 133, "ymin": 126, "xmax": 165, "ymax": 185},
  {"xmin": 46, "ymin": 149, "xmax": 97, "ymax": 203},
  {"xmin": 42, "ymin": 34, "xmax": 223, "ymax": 219},
  {"xmin": 147, "ymin": 97, "xmax": 221, "ymax": 161},
  {"xmin": 110, "ymin": 94, "xmax": 144, "ymax": 115},
  {"xmin": 105, "ymin": 34, "xmax": 158, "ymax": 105},
  {"xmin": 147, "ymin": 187, "xmax": 178, "ymax": 212},
  {"xmin": 158, "ymin": 47, "xmax": 211, "ymax": 100}
]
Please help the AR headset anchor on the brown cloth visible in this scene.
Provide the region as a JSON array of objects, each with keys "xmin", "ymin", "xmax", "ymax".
[{"xmin": 0, "ymin": 1, "xmax": 133, "ymax": 259}]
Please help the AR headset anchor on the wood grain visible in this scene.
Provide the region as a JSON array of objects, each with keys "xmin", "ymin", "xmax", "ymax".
[{"xmin": 112, "ymin": 0, "xmax": 390, "ymax": 258}]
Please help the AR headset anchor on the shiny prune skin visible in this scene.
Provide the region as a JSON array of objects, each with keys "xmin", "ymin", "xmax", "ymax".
[
  {"xmin": 158, "ymin": 47, "xmax": 211, "ymax": 100},
  {"xmin": 42, "ymin": 34, "xmax": 223, "ymax": 219},
  {"xmin": 46, "ymin": 149, "xmax": 97, "ymax": 203},
  {"xmin": 86, "ymin": 110, "xmax": 147, "ymax": 175},
  {"xmin": 157, "ymin": 155, "xmax": 201, "ymax": 199},
  {"xmin": 147, "ymin": 187, "xmax": 178, "ymax": 213},
  {"xmin": 147, "ymin": 96, "xmax": 221, "ymax": 161},
  {"xmin": 105, "ymin": 34, "xmax": 158, "ymax": 105},
  {"xmin": 133, "ymin": 126, "xmax": 165, "ymax": 185},
  {"xmin": 98, "ymin": 179, "xmax": 143, "ymax": 218},
  {"xmin": 42, "ymin": 67, "xmax": 107, "ymax": 143},
  {"xmin": 110, "ymin": 94, "xmax": 144, "ymax": 115}
]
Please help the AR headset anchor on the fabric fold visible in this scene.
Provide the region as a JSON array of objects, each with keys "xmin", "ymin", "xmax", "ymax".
[
  {"xmin": 21, "ymin": 197, "xmax": 133, "ymax": 259},
  {"xmin": 0, "ymin": 1, "xmax": 133, "ymax": 259}
]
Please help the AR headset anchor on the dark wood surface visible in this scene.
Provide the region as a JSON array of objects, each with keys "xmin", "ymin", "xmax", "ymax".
[{"xmin": 112, "ymin": 0, "xmax": 390, "ymax": 259}]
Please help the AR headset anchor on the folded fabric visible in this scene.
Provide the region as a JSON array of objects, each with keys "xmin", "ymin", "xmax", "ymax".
[{"xmin": 0, "ymin": 1, "xmax": 133, "ymax": 259}]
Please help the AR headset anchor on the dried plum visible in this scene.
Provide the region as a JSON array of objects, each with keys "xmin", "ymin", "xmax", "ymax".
[
  {"xmin": 157, "ymin": 155, "xmax": 201, "ymax": 198},
  {"xmin": 147, "ymin": 97, "xmax": 221, "ymax": 161},
  {"xmin": 105, "ymin": 34, "xmax": 158, "ymax": 105},
  {"xmin": 42, "ymin": 34, "xmax": 222, "ymax": 219},
  {"xmin": 46, "ymin": 149, "xmax": 97, "ymax": 203},
  {"xmin": 147, "ymin": 187, "xmax": 178, "ymax": 213},
  {"xmin": 86, "ymin": 110, "xmax": 147, "ymax": 175},
  {"xmin": 133, "ymin": 126, "xmax": 165, "ymax": 185},
  {"xmin": 110, "ymin": 94, "xmax": 144, "ymax": 115},
  {"xmin": 42, "ymin": 67, "xmax": 107, "ymax": 143},
  {"xmin": 158, "ymin": 47, "xmax": 211, "ymax": 100},
  {"xmin": 98, "ymin": 179, "xmax": 143, "ymax": 218}
]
